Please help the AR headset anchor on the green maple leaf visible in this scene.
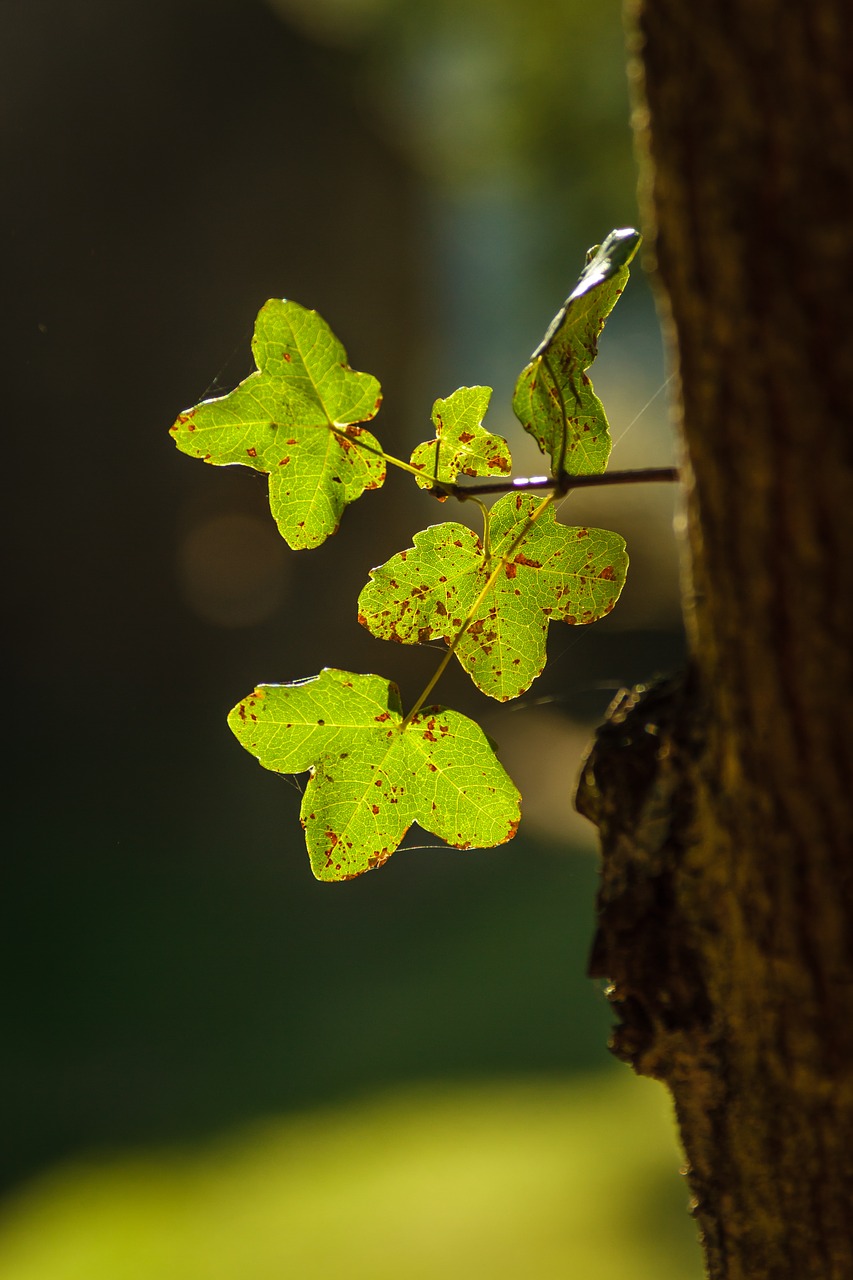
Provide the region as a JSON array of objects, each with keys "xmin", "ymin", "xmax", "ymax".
[
  {"xmin": 409, "ymin": 386, "xmax": 512, "ymax": 495},
  {"xmin": 358, "ymin": 493, "xmax": 628, "ymax": 702},
  {"xmin": 169, "ymin": 300, "xmax": 385, "ymax": 549},
  {"xmin": 228, "ymin": 668, "xmax": 520, "ymax": 881},
  {"xmin": 512, "ymin": 228, "xmax": 641, "ymax": 479}
]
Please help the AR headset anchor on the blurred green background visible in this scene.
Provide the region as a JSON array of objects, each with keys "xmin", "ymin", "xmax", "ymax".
[{"xmin": 2, "ymin": 0, "xmax": 696, "ymax": 1272}]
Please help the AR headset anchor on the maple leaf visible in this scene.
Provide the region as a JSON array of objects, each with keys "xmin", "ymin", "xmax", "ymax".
[
  {"xmin": 409, "ymin": 386, "xmax": 512, "ymax": 496},
  {"xmin": 358, "ymin": 493, "xmax": 628, "ymax": 701},
  {"xmin": 228, "ymin": 669, "xmax": 520, "ymax": 881},
  {"xmin": 169, "ymin": 299, "xmax": 385, "ymax": 549}
]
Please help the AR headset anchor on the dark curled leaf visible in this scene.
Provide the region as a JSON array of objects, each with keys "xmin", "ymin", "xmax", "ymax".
[{"xmin": 512, "ymin": 228, "xmax": 641, "ymax": 479}]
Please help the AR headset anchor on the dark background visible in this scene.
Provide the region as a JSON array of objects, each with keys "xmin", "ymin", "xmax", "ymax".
[{"xmin": 2, "ymin": 0, "xmax": 683, "ymax": 1198}]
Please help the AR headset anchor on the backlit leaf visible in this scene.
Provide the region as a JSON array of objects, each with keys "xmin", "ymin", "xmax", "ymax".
[
  {"xmin": 512, "ymin": 228, "xmax": 641, "ymax": 479},
  {"xmin": 358, "ymin": 493, "xmax": 628, "ymax": 701},
  {"xmin": 228, "ymin": 668, "xmax": 520, "ymax": 881},
  {"xmin": 409, "ymin": 386, "xmax": 512, "ymax": 495},
  {"xmin": 170, "ymin": 300, "xmax": 385, "ymax": 549}
]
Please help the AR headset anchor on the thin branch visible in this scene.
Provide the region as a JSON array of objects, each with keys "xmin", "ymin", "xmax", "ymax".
[{"xmin": 427, "ymin": 465, "xmax": 679, "ymax": 500}]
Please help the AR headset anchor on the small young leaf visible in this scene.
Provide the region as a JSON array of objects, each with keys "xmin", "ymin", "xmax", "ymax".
[
  {"xmin": 409, "ymin": 386, "xmax": 512, "ymax": 495},
  {"xmin": 358, "ymin": 493, "xmax": 628, "ymax": 701},
  {"xmin": 170, "ymin": 300, "xmax": 385, "ymax": 549},
  {"xmin": 228, "ymin": 668, "xmax": 520, "ymax": 881},
  {"xmin": 512, "ymin": 227, "xmax": 641, "ymax": 479}
]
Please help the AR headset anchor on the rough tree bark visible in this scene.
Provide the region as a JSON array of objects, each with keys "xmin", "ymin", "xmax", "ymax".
[{"xmin": 576, "ymin": 2, "xmax": 853, "ymax": 1277}]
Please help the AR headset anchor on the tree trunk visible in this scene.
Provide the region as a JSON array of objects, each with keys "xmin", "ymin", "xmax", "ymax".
[{"xmin": 576, "ymin": 2, "xmax": 853, "ymax": 1276}]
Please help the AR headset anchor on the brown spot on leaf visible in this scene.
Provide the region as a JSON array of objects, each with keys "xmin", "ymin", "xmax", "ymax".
[
  {"xmin": 246, "ymin": 447, "xmax": 258, "ymax": 458},
  {"xmin": 598, "ymin": 565, "xmax": 615, "ymax": 580}
]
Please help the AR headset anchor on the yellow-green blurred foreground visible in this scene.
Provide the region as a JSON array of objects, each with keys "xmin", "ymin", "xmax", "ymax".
[{"xmin": 0, "ymin": 1072, "xmax": 701, "ymax": 1279}]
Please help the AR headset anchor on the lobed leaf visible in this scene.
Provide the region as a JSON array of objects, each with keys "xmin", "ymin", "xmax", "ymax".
[
  {"xmin": 228, "ymin": 668, "xmax": 520, "ymax": 881},
  {"xmin": 358, "ymin": 493, "xmax": 628, "ymax": 702},
  {"xmin": 512, "ymin": 228, "xmax": 641, "ymax": 479},
  {"xmin": 409, "ymin": 386, "xmax": 512, "ymax": 495},
  {"xmin": 170, "ymin": 300, "xmax": 385, "ymax": 549}
]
